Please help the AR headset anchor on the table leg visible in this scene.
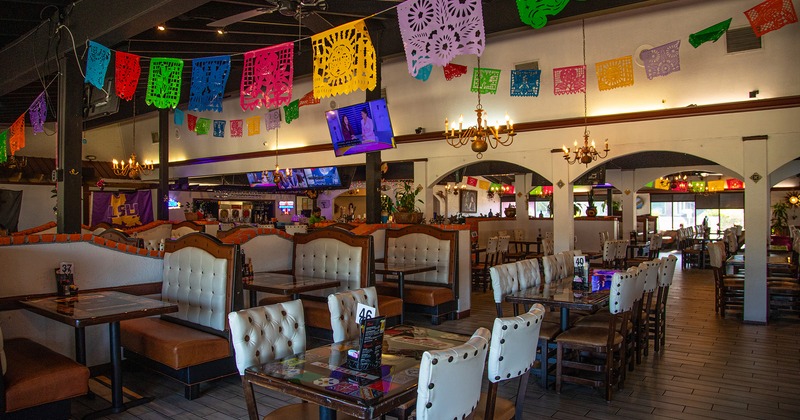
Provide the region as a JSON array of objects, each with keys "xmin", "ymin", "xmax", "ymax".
[
  {"xmin": 320, "ymin": 406, "xmax": 337, "ymax": 420},
  {"xmin": 560, "ymin": 308, "xmax": 570, "ymax": 331},
  {"xmin": 249, "ymin": 290, "xmax": 257, "ymax": 308},
  {"xmin": 74, "ymin": 326, "xmax": 87, "ymax": 365},
  {"xmin": 398, "ymin": 273, "xmax": 405, "ymax": 324}
]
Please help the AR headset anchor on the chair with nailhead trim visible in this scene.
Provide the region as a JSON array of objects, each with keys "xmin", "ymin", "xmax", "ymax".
[
  {"xmin": 228, "ymin": 300, "xmax": 355, "ymax": 419},
  {"xmin": 414, "ymin": 328, "xmax": 491, "ymax": 420},
  {"xmin": 475, "ymin": 304, "xmax": 545, "ymax": 420},
  {"xmin": 328, "ymin": 287, "xmax": 380, "ymax": 343},
  {"xmin": 556, "ymin": 270, "xmax": 637, "ymax": 401}
]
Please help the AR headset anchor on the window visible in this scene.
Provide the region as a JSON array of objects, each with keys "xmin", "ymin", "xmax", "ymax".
[{"xmin": 649, "ymin": 192, "xmax": 743, "ymax": 232}]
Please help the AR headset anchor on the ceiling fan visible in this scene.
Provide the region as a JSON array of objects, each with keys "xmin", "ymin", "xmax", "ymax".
[{"xmin": 207, "ymin": 0, "xmax": 333, "ymax": 33}]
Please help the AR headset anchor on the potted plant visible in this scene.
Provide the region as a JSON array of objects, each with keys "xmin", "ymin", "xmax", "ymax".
[
  {"xmin": 585, "ymin": 189, "xmax": 598, "ymax": 217},
  {"xmin": 380, "ymin": 194, "xmax": 395, "ymax": 223},
  {"xmin": 394, "ymin": 181, "xmax": 424, "ymax": 224},
  {"xmin": 771, "ymin": 202, "xmax": 789, "ymax": 236}
]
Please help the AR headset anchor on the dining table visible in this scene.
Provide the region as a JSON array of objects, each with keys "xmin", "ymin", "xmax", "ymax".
[
  {"xmin": 244, "ymin": 272, "xmax": 342, "ymax": 307},
  {"xmin": 374, "ymin": 262, "xmax": 437, "ymax": 324},
  {"xmin": 726, "ymin": 254, "xmax": 796, "ymax": 275},
  {"xmin": 243, "ymin": 325, "xmax": 469, "ymax": 420},
  {"xmin": 510, "ymin": 239, "xmax": 542, "ymax": 256},
  {"xmin": 19, "ymin": 291, "xmax": 178, "ymax": 419},
  {"xmin": 505, "ymin": 275, "xmax": 612, "ymax": 331}
]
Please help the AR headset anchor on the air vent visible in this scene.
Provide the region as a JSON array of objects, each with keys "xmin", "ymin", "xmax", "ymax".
[
  {"xmin": 726, "ymin": 27, "xmax": 762, "ymax": 53},
  {"xmin": 515, "ymin": 61, "xmax": 539, "ymax": 71}
]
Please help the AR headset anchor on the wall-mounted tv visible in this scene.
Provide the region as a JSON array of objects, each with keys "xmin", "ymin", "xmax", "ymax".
[
  {"xmin": 246, "ymin": 171, "xmax": 276, "ymax": 188},
  {"xmin": 304, "ymin": 167, "xmax": 341, "ymax": 188},
  {"xmin": 326, "ymin": 98, "xmax": 395, "ymax": 157}
]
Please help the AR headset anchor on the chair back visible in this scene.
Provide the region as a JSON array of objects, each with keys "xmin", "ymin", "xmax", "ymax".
[
  {"xmin": 227, "ymin": 300, "xmax": 306, "ymax": 375},
  {"xmin": 614, "ymin": 240, "xmax": 628, "ymax": 261},
  {"xmin": 515, "ymin": 258, "xmax": 541, "ymax": 289},
  {"xmin": 327, "ymin": 287, "xmax": 380, "ymax": 342},
  {"xmin": 497, "ymin": 230, "xmax": 508, "ymax": 237},
  {"xmin": 487, "ymin": 304, "xmax": 545, "ymax": 383},
  {"xmin": 610, "ymin": 270, "xmax": 638, "ymax": 315},
  {"xmin": 486, "ymin": 236, "xmax": 499, "ymax": 254},
  {"xmin": 415, "ymin": 328, "xmax": 491, "ymax": 420},
  {"xmin": 542, "ymin": 255, "xmax": 559, "ymax": 284},
  {"xmin": 707, "ymin": 241, "xmax": 725, "ymax": 269},
  {"xmin": 659, "ymin": 255, "xmax": 678, "ymax": 287},
  {"xmin": 513, "ymin": 229, "xmax": 525, "ymax": 241},
  {"xmin": 641, "ymin": 259, "xmax": 661, "ymax": 293},
  {"xmin": 542, "ymin": 238, "xmax": 554, "ymax": 256},
  {"xmin": 602, "ymin": 241, "xmax": 616, "ymax": 265},
  {"xmin": 490, "ymin": 262, "xmax": 520, "ymax": 305},
  {"xmin": 554, "ymin": 252, "xmax": 569, "ymax": 278},
  {"xmin": 497, "ymin": 235, "xmax": 511, "ymax": 256}
]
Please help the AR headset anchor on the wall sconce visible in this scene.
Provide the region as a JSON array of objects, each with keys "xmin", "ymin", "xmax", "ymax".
[{"xmin": 444, "ymin": 183, "xmax": 466, "ymax": 195}]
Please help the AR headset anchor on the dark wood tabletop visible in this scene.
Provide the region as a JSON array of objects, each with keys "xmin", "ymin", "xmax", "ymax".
[
  {"xmin": 19, "ymin": 291, "xmax": 178, "ymax": 328},
  {"xmin": 245, "ymin": 272, "xmax": 342, "ymax": 296},
  {"xmin": 244, "ymin": 325, "xmax": 469, "ymax": 419},
  {"xmin": 505, "ymin": 278, "xmax": 610, "ymax": 312},
  {"xmin": 726, "ymin": 254, "xmax": 795, "ymax": 270},
  {"xmin": 374, "ymin": 262, "xmax": 437, "ymax": 276}
]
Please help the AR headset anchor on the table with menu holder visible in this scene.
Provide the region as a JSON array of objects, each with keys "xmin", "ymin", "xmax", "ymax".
[
  {"xmin": 505, "ymin": 276, "xmax": 612, "ymax": 331},
  {"xmin": 244, "ymin": 272, "xmax": 342, "ymax": 307}
]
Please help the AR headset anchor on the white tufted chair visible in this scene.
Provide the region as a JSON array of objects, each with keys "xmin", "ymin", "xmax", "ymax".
[
  {"xmin": 556, "ymin": 270, "xmax": 638, "ymax": 401},
  {"xmin": 228, "ymin": 300, "xmax": 350, "ymax": 419},
  {"xmin": 475, "ymin": 304, "xmax": 545, "ymax": 420},
  {"xmin": 542, "ymin": 238, "xmax": 554, "ymax": 256},
  {"xmin": 414, "ymin": 328, "xmax": 491, "ymax": 420},
  {"xmin": 554, "ymin": 252, "xmax": 570, "ymax": 278},
  {"xmin": 541, "ymin": 255, "xmax": 559, "ymax": 284},
  {"xmin": 327, "ymin": 287, "xmax": 380, "ymax": 343},
  {"xmin": 515, "ymin": 258, "xmax": 541, "ymax": 290},
  {"xmin": 489, "ymin": 262, "xmax": 520, "ymax": 318},
  {"xmin": 651, "ymin": 255, "xmax": 677, "ymax": 352},
  {"xmin": 614, "ymin": 240, "xmax": 629, "ymax": 268}
]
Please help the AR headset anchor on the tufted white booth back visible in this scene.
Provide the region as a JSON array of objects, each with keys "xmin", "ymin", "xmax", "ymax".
[
  {"xmin": 294, "ymin": 238, "xmax": 364, "ymax": 289},
  {"xmin": 327, "ymin": 287, "xmax": 380, "ymax": 343},
  {"xmin": 162, "ymin": 247, "xmax": 229, "ymax": 331},
  {"xmin": 487, "ymin": 304, "xmax": 545, "ymax": 383},
  {"xmin": 490, "ymin": 262, "xmax": 519, "ymax": 305},
  {"xmin": 386, "ymin": 233, "xmax": 451, "ymax": 284},
  {"xmin": 515, "ymin": 258, "xmax": 541, "ymax": 290},
  {"xmin": 227, "ymin": 300, "xmax": 306, "ymax": 375},
  {"xmin": 415, "ymin": 327, "xmax": 491, "ymax": 420}
]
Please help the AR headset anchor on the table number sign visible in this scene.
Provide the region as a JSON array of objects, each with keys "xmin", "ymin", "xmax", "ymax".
[
  {"xmin": 573, "ymin": 255, "xmax": 589, "ymax": 291},
  {"xmin": 55, "ymin": 262, "xmax": 78, "ymax": 296},
  {"xmin": 356, "ymin": 303, "xmax": 376, "ymax": 325}
]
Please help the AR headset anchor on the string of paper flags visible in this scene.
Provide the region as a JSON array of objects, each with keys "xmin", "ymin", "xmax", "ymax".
[{"xmin": 1, "ymin": 0, "xmax": 796, "ymax": 156}]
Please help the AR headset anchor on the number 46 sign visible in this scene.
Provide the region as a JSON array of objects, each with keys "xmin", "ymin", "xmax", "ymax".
[{"xmin": 356, "ymin": 303, "xmax": 377, "ymax": 325}]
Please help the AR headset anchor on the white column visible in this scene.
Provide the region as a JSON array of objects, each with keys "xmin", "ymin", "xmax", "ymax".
[
  {"xmin": 620, "ymin": 170, "xmax": 637, "ymax": 241},
  {"xmin": 415, "ymin": 161, "xmax": 432, "ymax": 220},
  {"xmin": 552, "ymin": 155, "xmax": 574, "ymax": 252},
  {"xmin": 515, "ymin": 174, "xmax": 528, "ymax": 225},
  {"xmin": 742, "ymin": 136, "xmax": 768, "ymax": 323}
]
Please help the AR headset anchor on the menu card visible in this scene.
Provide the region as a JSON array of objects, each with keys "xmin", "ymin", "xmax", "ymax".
[
  {"xmin": 348, "ymin": 316, "xmax": 386, "ymax": 372},
  {"xmin": 573, "ymin": 255, "xmax": 589, "ymax": 291}
]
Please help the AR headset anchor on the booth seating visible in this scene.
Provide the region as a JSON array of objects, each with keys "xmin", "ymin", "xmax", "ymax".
[
  {"xmin": 96, "ymin": 228, "xmax": 144, "ymax": 248},
  {"xmin": 375, "ymin": 225, "xmax": 459, "ymax": 325},
  {"xmin": 267, "ymin": 229, "xmax": 402, "ymax": 335},
  {"xmin": 1, "ymin": 326, "xmax": 90, "ymax": 420},
  {"xmin": 216, "ymin": 225, "xmax": 257, "ymax": 240},
  {"xmin": 120, "ymin": 233, "xmax": 242, "ymax": 399},
  {"xmin": 171, "ymin": 221, "xmax": 204, "ymax": 238}
]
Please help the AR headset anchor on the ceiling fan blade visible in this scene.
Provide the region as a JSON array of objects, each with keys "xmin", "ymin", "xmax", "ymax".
[
  {"xmin": 207, "ymin": 8, "xmax": 274, "ymax": 28},
  {"xmin": 299, "ymin": 12, "xmax": 334, "ymax": 33}
]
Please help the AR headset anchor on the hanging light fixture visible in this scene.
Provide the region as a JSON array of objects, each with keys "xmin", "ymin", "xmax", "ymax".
[
  {"xmin": 563, "ymin": 20, "xmax": 610, "ymax": 166},
  {"xmin": 267, "ymin": 128, "xmax": 292, "ymax": 185},
  {"xmin": 445, "ymin": 182, "xmax": 466, "ymax": 195},
  {"xmin": 112, "ymin": 97, "xmax": 154, "ymax": 178},
  {"xmin": 444, "ymin": 57, "xmax": 515, "ymax": 159}
]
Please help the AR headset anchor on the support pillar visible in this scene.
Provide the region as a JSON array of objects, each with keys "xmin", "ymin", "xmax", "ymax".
[
  {"xmin": 552, "ymin": 155, "xmax": 574, "ymax": 252},
  {"xmin": 56, "ymin": 51, "xmax": 83, "ymax": 234},
  {"xmin": 157, "ymin": 108, "xmax": 170, "ymax": 220},
  {"xmin": 619, "ymin": 170, "xmax": 637, "ymax": 241},
  {"xmin": 742, "ymin": 136, "xmax": 769, "ymax": 323}
]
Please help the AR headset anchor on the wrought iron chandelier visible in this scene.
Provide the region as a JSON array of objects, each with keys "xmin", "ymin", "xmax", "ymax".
[
  {"xmin": 445, "ymin": 58, "xmax": 515, "ymax": 159},
  {"xmin": 445, "ymin": 182, "xmax": 465, "ymax": 195},
  {"xmin": 112, "ymin": 97, "xmax": 153, "ymax": 178},
  {"xmin": 563, "ymin": 21, "xmax": 610, "ymax": 166}
]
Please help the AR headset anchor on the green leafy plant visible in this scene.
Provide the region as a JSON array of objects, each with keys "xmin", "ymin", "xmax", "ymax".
[
  {"xmin": 395, "ymin": 181, "xmax": 423, "ymax": 212},
  {"xmin": 771, "ymin": 202, "xmax": 789, "ymax": 236},
  {"xmin": 380, "ymin": 194, "xmax": 395, "ymax": 214}
]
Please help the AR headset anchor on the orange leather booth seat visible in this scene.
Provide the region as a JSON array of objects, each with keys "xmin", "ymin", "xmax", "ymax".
[
  {"xmin": 120, "ymin": 318, "xmax": 231, "ymax": 370},
  {"xmin": 375, "ymin": 282, "xmax": 455, "ymax": 307},
  {"xmin": 3, "ymin": 338, "xmax": 89, "ymax": 413}
]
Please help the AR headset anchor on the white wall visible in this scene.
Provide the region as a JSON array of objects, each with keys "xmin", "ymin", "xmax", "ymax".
[{"xmin": 0, "ymin": 183, "xmax": 58, "ymax": 230}]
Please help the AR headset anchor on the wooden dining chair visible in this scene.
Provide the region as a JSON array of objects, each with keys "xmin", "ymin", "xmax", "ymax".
[
  {"xmin": 556, "ymin": 270, "xmax": 637, "ymax": 401},
  {"xmin": 636, "ymin": 259, "xmax": 661, "ymax": 363},
  {"xmin": 473, "ymin": 236, "xmax": 500, "ymax": 292},
  {"xmin": 475, "ymin": 305, "xmax": 545, "ymax": 420},
  {"xmin": 708, "ymin": 241, "xmax": 744, "ymax": 317},
  {"xmin": 414, "ymin": 328, "xmax": 491, "ymax": 420},
  {"xmin": 228, "ymin": 300, "xmax": 356, "ymax": 419},
  {"xmin": 650, "ymin": 255, "xmax": 677, "ymax": 352},
  {"xmin": 601, "ymin": 240, "xmax": 616, "ymax": 268},
  {"xmin": 497, "ymin": 235, "xmax": 511, "ymax": 264},
  {"xmin": 614, "ymin": 239, "xmax": 629, "ymax": 269},
  {"xmin": 505, "ymin": 229, "xmax": 527, "ymax": 262}
]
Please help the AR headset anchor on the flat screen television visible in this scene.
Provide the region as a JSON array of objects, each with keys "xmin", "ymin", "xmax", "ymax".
[
  {"xmin": 246, "ymin": 171, "xmax": 276, "ymax": 188},
  {"xmin": 304, "ymin": 167, "xmax": 341, "ymax": 188},
  {"xmin": 326, "ymin": 98, "xmax": 396, "ymax": 157},
  {"xmin": 274, "ymin": 170, "xmax": 309, "ymax": 190}
]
